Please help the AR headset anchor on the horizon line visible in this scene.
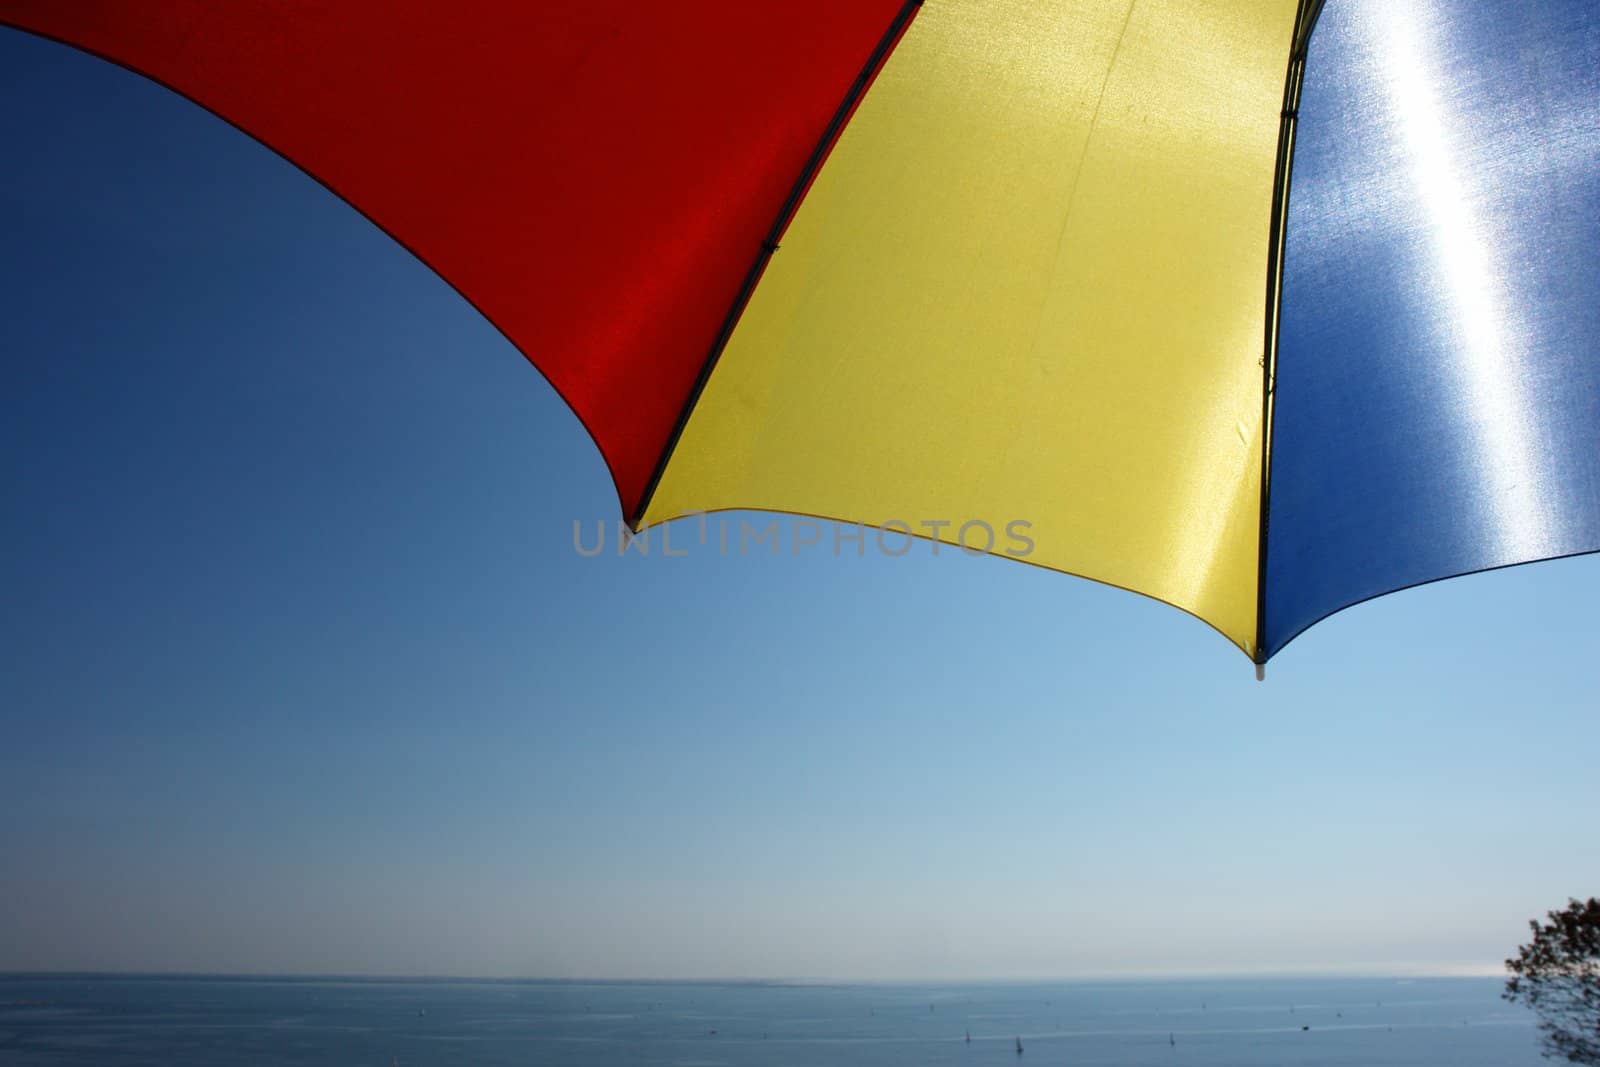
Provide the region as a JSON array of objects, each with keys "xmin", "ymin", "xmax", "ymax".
[{"xmin": 0, "ymin": 966, "xmax": 1509, "ymax": 984}]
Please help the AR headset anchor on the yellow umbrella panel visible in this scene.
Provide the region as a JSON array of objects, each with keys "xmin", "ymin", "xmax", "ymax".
[{"xmin": 643, "ymin": 0, "xmax": 1305, "ymax": 658}]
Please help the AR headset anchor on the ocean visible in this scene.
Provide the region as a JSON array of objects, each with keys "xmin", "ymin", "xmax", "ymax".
[{"xmin": 0, "ymin": 975, "xmax": 1543, "ymax": 1065}]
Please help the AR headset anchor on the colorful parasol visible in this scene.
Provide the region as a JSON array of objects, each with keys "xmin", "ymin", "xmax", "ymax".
[{"xmin": 2, "ymin": 1, "xmax": 1594, "ymax": 671}]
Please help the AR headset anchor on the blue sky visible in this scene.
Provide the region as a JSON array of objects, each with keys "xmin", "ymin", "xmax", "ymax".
[{"xmin": 2, "ymin": 27, "xmax": 1596, "ymax": 980}]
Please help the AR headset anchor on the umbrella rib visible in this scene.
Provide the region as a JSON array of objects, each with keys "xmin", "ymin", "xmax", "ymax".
[
  {"xmin": 1254, "ymin": 0, "xmax": 1326, "ymax": 671},
  {"xmin": 629, "ymin": 0, "xmax": 925, "ymax": 529}
]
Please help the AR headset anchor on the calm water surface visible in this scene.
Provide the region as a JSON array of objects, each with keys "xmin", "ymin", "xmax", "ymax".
[{"xmin": 0, "ymin": 975, "xmax": 1542, "ymax": 1065}]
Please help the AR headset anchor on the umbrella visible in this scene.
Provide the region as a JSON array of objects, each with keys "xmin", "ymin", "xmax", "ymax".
[{"xmin": 2, "ymin": 1, "xmax": 1594, "ymax": 674}]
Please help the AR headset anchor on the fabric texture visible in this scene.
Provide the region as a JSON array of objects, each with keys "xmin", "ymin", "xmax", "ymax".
[{"xmin": 1264, "ymin": 0, "xmax": 1600, "ymax": 656}]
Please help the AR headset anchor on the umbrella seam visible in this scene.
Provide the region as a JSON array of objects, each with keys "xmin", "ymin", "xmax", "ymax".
[
  {"xmin": 629, "ymin": 0, "xmax": 925, "ymax": 530},
  {"xmin": 1255, "ymin": 0, "xmax": 1327, "ymax": 668}
]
